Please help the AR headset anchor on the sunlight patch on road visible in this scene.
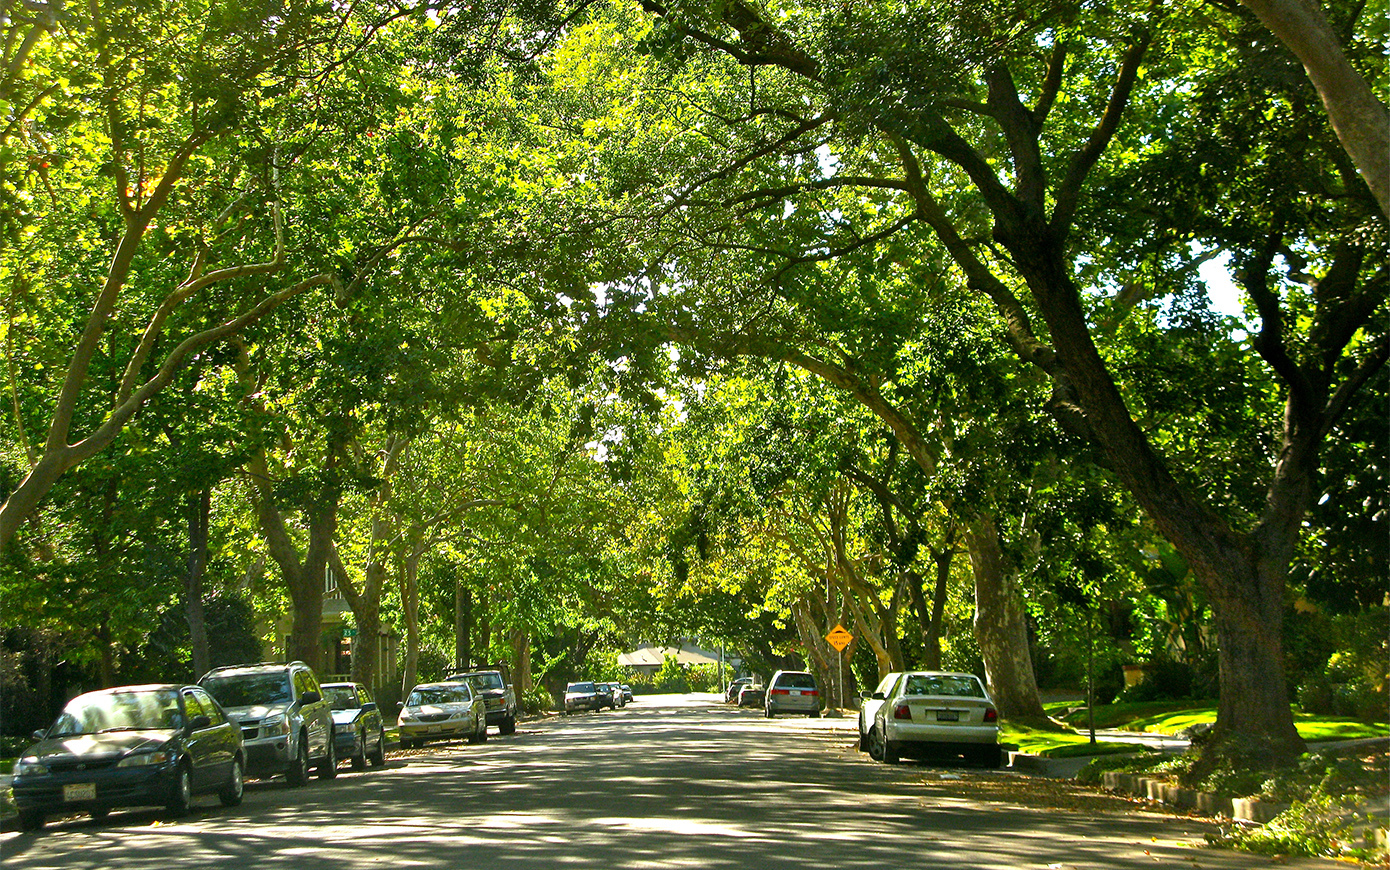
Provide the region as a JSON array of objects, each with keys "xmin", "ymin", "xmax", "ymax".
[{"xmin": 593, "ymin": 816, "xmax": 762, "ymax": 839}]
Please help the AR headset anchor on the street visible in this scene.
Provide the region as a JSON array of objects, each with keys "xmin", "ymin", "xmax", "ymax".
[{"xmin": 0, "ymin": 694, "xmax": 1339, "ymax": 869}]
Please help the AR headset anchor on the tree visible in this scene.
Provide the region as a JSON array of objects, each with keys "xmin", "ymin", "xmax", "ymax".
[{"xmin": 547, "ymin": 0, "xmax": 1385, "ymax": 764}]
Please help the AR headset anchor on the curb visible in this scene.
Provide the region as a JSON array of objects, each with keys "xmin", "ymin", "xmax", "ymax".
[{"xmin": 1101, "ymin": 771, "xmax": 1286, "ymax": 822}]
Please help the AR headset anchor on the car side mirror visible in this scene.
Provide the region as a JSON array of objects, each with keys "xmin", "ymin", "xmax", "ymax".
[
  {"xmin": 33, "ymin": 729, "xmax": 47, "ymax": 741},
  {"xmin": 871, "ymin": 692, "xmax": 886, "ymax": 701},
  {"xmin": 396, "ymin": 701, "xmax": 405, "ymax": 711},
  {"xmin": 299, "ymin": 691, "xmax": 322, "ymax": 705},
  {"xmin": 187, "ymin": 715, "xmax": 212, "ymax": 732},
  {"xmin": 360, "ymin": 702, "xmax": 377, "ymax": 713}
]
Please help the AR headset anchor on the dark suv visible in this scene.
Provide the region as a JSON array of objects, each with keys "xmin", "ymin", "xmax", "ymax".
[{"xmin": 199, "ymin": 661, "xmax": 336, "ymax": 786}]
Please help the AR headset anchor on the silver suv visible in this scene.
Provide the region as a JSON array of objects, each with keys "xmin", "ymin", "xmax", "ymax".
[{"xmin": 199, "ymin": 661, "xmax": 336, "ymax": 786}]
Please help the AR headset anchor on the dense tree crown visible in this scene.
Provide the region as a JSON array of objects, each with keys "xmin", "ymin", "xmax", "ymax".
[{"xmin": 1, "ymin": 0, "xmax": 1384, "ymax": 768}]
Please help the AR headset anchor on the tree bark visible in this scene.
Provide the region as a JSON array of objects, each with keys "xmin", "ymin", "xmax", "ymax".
[
  {"xmin": 456, "ymin": 585, "xmax": 473, "ymax": 672},
  {"xmin": 1237, "ymin": 0, "xmax": 1389, "ymax": 216},
  {"xmin": 183, "ymin": 489, "xmax": 212, "ymax": 680},
  {"xmin": 966, "ymin": 515, "xmax": 1051, "ymax": 726},
  {"xmin": 400, "ymin": 531, "xmax": 423, "ymax": 695},
  {"xmin": 509, "ymin": 625, "xmax": 532, "ymax": 694}
]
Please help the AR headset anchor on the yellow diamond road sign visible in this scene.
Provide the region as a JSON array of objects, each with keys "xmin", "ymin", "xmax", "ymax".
[{"xmin": 825, "ymin": 625, "xmax": 853, "ymax": 651}]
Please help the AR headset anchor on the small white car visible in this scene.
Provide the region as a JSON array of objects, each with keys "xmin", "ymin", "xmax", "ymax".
[
  {"xmin": 397, "ymin": 682, "xmax": 487, "ymax": 748},
  {"xmin": 859, "ymin": 671, "xmax": 999, "ymax": 767}
]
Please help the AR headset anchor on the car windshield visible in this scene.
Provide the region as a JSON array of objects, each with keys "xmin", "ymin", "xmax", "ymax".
[
  {"xmin": 407, "ymin": 686, "xmax": 467, "ymax": 707},
  {"xmin": 202, "ymin": 672, "xmax": 292, "ymax": 708},
  {"xmin": 903, "ymin": 675, "xmax": 984, "ymax": 698},
  {"xmin": 48, "ymin": 688, "xmax": 183, "ymax": 736},
  {"xmin": 775, "ymin": 673, "xmax": 817, "ymax": 689},
  {"xmin": 323, "ymin": 686, "xmax": 361, "ymax": 710},
  {"xmin": 567, "ymin": 682, "xmax": 595, "ymax": 693},
  {"xmin": 464, "ymin": 673, "xmax": 504, "ymax": 691}
]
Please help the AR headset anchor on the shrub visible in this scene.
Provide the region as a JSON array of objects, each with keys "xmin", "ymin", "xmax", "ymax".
[{"xmin": 521, "ymin": 685, "xmax": 554, "ymax": 715}]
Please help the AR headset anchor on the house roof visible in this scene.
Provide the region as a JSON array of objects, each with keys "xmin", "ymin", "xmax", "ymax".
[{"xmin": 617, "ymin": 642, "xmax": 726, "ymax": 668}]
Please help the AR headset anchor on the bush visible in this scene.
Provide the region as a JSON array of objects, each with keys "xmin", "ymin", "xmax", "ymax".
[
  {"xmin": 1117, "ymin": 658, "xmax": 1200, "ymax": 703},
  {"xmin": 521, "ymin": 685, "xmax": 554, "ymax": 715}
]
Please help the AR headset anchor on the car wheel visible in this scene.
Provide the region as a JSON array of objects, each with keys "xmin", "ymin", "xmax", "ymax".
[
  {"xmin": 883, "ymin": 738, "xmax": 901, "ymax": 765},
  {"xmin": 17, "ymin": 809, "xmax": 44, "ymax": 832},
  {"xmin": 976, "ymin": 745, "xmax": 1001, "ymax": 769},
  {"xmin": 220, "ymin": 757, "xmax": 245, "ymax": 807},
  {"xmin": 807, "ymin": 709, "xmax": 819, "ymax": 718},
  {"xmin": 867, "ymin": 725, "xmax": 885, "ymax": 761},
  {"xmin": 500, "ymin": 715, "xmax": 516, "ymax": 736},
  {"xmin": 369, "ymin": 729, "xmax": 387, "ymax": 767},
  {"xmin": 166, "ymin": 763, "xmax": 193, "ymax": 815},
  {"xmin": 89, "ymin": 807, "xmax": 110, "ymax": 821},
  {"xmin": 316, "ymin": 735, "xmax": 337, "ymax": 779},
  {"xmin": 350, "ymin": 731, "xmax": 367, "ymax": 770},
  {"xmin": 467, "ymin": 718, "xmax": 485, "ymax": 744},
  {"xmin": 764, "ymin": 707, "xmax": 774, "ymax": 718},
  {"xmin": 286, "ymin": 733, "xmax": 310, "ymax": 787}
]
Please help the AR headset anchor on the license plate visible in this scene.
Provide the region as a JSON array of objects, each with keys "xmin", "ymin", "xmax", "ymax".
[
  {"xmin": 64, "ymin": 783, "xmax": 96, "ymax": 802},
  {"xmin": 790, "ymin": 690, "xmax": 803, "ymax": 696},
  {"xmin": 936, "ymin": 710, "xmax": 959, "ymax": 722}
]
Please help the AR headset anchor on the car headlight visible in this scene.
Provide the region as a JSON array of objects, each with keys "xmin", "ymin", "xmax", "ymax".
[
  {"xmin": 117, "ymin": 750, "xmax": 172, "ymax": 768},
  {"xmin": 398, "ymin": 710, "xmax": 416, "ymax": 723},
  {"xmin": 13, "ymin": 756, "xmax": 47, "ymax": 777},
  {"xmin": 261, "ymin": 713, "xmax": 289, "ymax": 735},
  {"xmin": 334, "ymin": 723, "xmax": 354, "ymax": 733}
]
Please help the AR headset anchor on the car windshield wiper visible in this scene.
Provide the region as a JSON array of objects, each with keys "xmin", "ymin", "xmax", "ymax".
[
  {"xmin": 97, "ymin": 726, "xmax": 153, "ymax": 733},
  {"xmin": 46, "ymin": 731, "xmax": 89, "ymax": 738}
]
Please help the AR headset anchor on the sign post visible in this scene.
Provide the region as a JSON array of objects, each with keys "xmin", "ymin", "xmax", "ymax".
[{"xmin": 824, "ymin": 625, "xmax": 853, "ymax": 713}]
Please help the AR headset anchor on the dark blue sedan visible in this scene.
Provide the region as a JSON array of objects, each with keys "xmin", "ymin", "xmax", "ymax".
[{"xmin": 11, "ymin": 683, "xmax": 245, "ymax": 831}]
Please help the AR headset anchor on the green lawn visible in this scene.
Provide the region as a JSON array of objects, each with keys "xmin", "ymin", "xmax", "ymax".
[{"xmin": 1041, "ymin": 700, "xmax": 1388, "ymax": 746}]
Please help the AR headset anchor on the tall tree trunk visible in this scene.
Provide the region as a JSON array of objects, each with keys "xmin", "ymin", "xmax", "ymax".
[
  {"xmin": 475, "ymin": 592, "xmax": 491, "ymax": 665},
  {"xmin": 183, "ymin": 489, "xmax": 212, "ymax": 680},
  {"xmin": 456, "ymin": 585, "xmax": 473, "ymax": 672},
  {"xmin": 966, "ymin": 515, "xmax": 1051, "ymax": 726},
  {"xmin": 400, "ymin": 532, "xmax": 423, "ymax": 694},
  {"xmin": 509, "ymin": 625, "xmax": 532, "ymax": 694}
]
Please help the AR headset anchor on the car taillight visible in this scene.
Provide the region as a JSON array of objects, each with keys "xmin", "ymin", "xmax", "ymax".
[
  {"xmin": 893, "ymin": 703, "xmax": 911, "ymax": 720},
  {"xmin": 804, "ymin": 689, "xmax": 819, "ymax": 696},
  {"xmin": 770, "ymin": 689, "xmax": 790, "ymax": 695},
  {"xmin": 983, "ymin": 707, "xmax": 998, "ymax": 723}
]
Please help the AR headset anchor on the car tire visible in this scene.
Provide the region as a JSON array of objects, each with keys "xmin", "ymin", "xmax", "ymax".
[
  {"xmin": 220, "ymin": 757, "xmax": 245, "ymax": 807},
  {"xmin": 467, "ymin": 718, "xmax": 485, "ymax": 744},
  {"xmin": 883, "ymin": 739, "xmax": 901, "ymax": 765},
  {"xmin": 867, "ymin": 725, "xmax": 885, "ymax": 761},
  {"xmin": 89, "ymin": 807, "xmax": 110, "ymax": 821},
  {"xmin": 317, "ymin": 736, "xmax": 337, "ymax": 779},
  {"xmin": 351, "ymin": 731, "xmax": 367, "ymax": 770},
  {"xmin": 166, "ymin": 763, "xmax": 194, "ymax": 816},
  {"xmin": 500, "ymin": 715, "xmax": 516, "ymax": 736},
  {"xmin": 858, "ymin": 722, "xmax": 870, "ymax": 752},
  {"xmin": 369, "ymin": 729, "xmax": 387, "ymax": 767},
  {"xmin": 807, "ymin": 710, "xmax": 819, "ymax": 718},
  {"xmin": 764, "ymin": 707, "xmax": 775, "ymax": 718},
  {"xmin": 286, "ymin": 733, "xmax": 310, "ymax": 787},
  {"xmin": 17, "ymin": 809, "xmax": 44, "ymax": 832},
  {"xmin": 976, "ymin": 745, "xmax": 1001, "ymax": 769}
]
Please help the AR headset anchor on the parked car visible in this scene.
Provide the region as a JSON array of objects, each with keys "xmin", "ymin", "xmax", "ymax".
[
  {"xmin": 599, "ymin": 682, "xmax": 625, "ymax": 708},
  {"xmin": 446, "ymin": 668, "xmax": 519, "ymax": 735},
  {"xmin": 11, "ymin": 684, "xmax": 245, "ymax": 831},
  {"xmin": 764, "ymin": 670, "xmax": 820, "ymax": 718},
  {"xmin": 725, "ymin": 677, "xmax": 753, "ymax": 703},
  {"xmin": 858, "ymin": 672, "xmax": 901, "ymax": 750},
  {"xmin": 620, "ymin": 684, "xmax": 634, "ymax": 704},
  {"xmin": 861, "ymin": 671, "xmax": 999, "ymax": 767},
  {"xmin": 736, "ymin": 683, "xmax": 765, "ymax": 708},
  {"xmin": 397, "ymin": 682, "xmax": 487, "ymax": 748},
  {"xmin": 562, "ymin": 681, "xmax": 605, "ymax": 714},
  {"xmin": 321, "ymin": 682, "xmax": 386, "ymax": 770},
  {"xmin": 199, "ymin": 661, "xmax": 336, "ymax": 786}
]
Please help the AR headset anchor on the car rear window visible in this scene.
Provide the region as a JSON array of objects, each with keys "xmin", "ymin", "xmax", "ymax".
[
  {"xmin": 775, "ymin": 673, "xmax": 817, "ymax": 689},
  {"xmin": 902, "ymin": 675, "xmax": 984, "ymax": 698}
]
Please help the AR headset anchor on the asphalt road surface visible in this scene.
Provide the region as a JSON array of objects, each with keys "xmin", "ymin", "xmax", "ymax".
[{"xmin": 0, "ymin": 693, "xmax": 1340, "ymax": 869}]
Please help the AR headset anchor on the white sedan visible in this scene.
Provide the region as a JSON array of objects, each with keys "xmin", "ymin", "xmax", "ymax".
[{"xmin": 859, "ymin": 671, "xmax": 1000, "ymax": 767}]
